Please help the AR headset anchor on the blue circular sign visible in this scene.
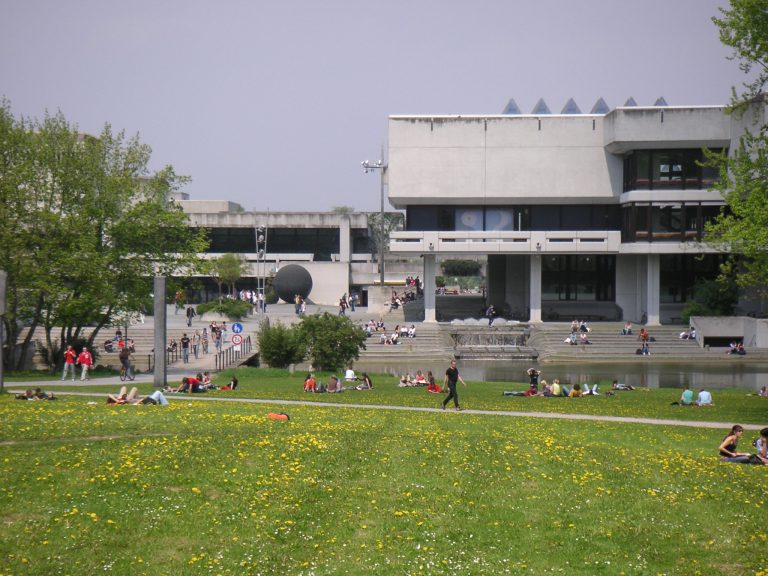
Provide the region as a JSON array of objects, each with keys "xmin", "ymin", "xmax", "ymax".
[{"xmin": 231, "ymin": 322, "xmax": 244, "ymax": 334}]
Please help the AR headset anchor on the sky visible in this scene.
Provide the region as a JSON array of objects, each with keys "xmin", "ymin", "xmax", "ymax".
[{"xmin": 0, "ymin": 0, "xmax": 749, "ymax": 212}]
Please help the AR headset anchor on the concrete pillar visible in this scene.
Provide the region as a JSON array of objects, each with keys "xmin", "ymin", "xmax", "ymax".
[
  {"xmin": 339, "ymin": 216, "xmax": 351, "ymax": 263},
  {"xmin": 529, "ymin": 255, "xmax": 542, "ymax": 323},
  {"xmin": 423, "ymin": 254, "xmax": 437, "ymax": 323},
  {"xmin": 646, "ymin": 254, "xmax": 661, "ymax": 326},
  {"xmin": 153, "ymin": 276, "xmax": 167, "ymax": 388}
]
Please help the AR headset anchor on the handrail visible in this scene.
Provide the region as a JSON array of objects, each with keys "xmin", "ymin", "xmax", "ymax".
[{"xmin": 215, "ymin": 335, "xmax": 253, "ymax": 371}]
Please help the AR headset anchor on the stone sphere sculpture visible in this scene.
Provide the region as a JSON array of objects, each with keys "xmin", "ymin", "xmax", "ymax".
[{"xmin": 273, "ymin": 264, "xmax": 313, "ymax": 303}]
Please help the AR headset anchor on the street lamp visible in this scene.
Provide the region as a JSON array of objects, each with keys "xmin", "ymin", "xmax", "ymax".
[
  {"xmin": 362, "ymin": 159, "xmax": 387, "ymax": 287},
  {"xmin": 255, "ymin": 223, "xmax": 267, "ymax": 318}
]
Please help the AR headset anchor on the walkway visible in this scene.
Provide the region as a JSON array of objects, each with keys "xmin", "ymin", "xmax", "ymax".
[{"xmin": 7, "ymin": 388, "xmax": 763, "ymax": 432}]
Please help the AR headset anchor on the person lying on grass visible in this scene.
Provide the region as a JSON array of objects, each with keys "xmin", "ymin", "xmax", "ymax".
[
  {"xmin": 107, "ymin": 386, "xmax": 168, "ymax": 405},
  {"xmin": 165, "ymin": 376, "xmax": 204, "ymax": 393}
]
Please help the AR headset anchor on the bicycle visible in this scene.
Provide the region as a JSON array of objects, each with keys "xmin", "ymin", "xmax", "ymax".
[{"xmin": 119, "ymin": 362, "xmax": 135, "ymax": 381}]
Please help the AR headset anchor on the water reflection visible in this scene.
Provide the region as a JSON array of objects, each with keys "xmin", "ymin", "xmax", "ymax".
[{"xmin": 356, "ymin": 359, "xmax": 768, "ymax": 390}]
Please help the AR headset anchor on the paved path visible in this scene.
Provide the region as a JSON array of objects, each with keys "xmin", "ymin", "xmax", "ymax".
[{"xmin": 9, "ymin": 389, "xmax": 763, "ymax": 431}]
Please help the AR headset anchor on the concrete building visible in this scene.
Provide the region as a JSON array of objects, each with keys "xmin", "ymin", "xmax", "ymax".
[
  {"xmin": 177, "ymin": 200, "xmax": 380, "ymax": 306},
  {"xmin": 387, "ymin": 97, "xmax": 767, "ymax": 324}
]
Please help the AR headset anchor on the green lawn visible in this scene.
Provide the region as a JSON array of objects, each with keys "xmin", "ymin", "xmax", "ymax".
[
  {"xmin": 20, "ymin": 367, "xmax": 766, "ymax": 425},
  {"xmin": 1, "ymin": 374, "xmax": 767, "ymax": 575}
]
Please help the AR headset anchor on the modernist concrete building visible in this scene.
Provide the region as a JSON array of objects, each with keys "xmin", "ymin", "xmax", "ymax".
[
  {"xmin": 387, "ymin": 97, "xmax": 767, "ymax": 324},
  {"xmin": 176, "ymin": 199, "xmax": 381, "ymax": 306}
]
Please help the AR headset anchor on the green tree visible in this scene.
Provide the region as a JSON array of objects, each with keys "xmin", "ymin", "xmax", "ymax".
[
  {"xmin": 209, "ymin": 253, "xmax": 248, "ymax": 300},
  {"xmin": 0, "ymin": 102, "xmax": 208, "ymax": 370},
  {"xmin": 441, "ymin": 259, "xmax": 482, "ymax": 276},
  {"xmin": 705, "ymin": 1, "xmax": 768, "ymax": 295},
  {"xmin": 257, "ymin": 320, "xmax": 305, "ymax": 368},
  {"xmin": 367, "ymin": 211, "xmax": 404, "ymax": 262},
  {"xmin": 297, "ymin": 312, "xmax": 367, "ymax": 371}
]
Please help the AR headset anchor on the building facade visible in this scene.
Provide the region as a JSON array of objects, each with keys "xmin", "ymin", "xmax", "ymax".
[
  {"xmin": 177, "ymin": 201, "xmax": 379, "ymax": 305},
  {"xmin": 387, "ymin": 99, "xmax": 767, "ymax": 324}
]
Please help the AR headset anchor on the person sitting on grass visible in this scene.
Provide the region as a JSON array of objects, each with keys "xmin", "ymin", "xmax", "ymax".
[
  {"xmin": 326, "ymin": 375, "xmax": 341, "ymax": 393},
  {"xmin": 752, "ymin": 428, "xmax": 768, "ymax": 465},
  {"xmin": 718, "ymin": 425, "xmax": 762, "ymax": 464},
  {"xmin": 413, "ymin": 371, "xmax": 427, "ymax": 386},
  {"xmin": 398, "ymin": 374, "xmax": 414, "ymax": 387},
  {"xmin": 569, "ymin": 383, "xmax": 582, "ymax": 398},
  {"xmin": 356, "ymin": 373, "xmax": 373, "ymax": 390},
  {"xmin": 304, "ymin": 373, "xmax": 317, "ymax": 392},
  {"xmin": 551, "ymin": 379, "xmax": 564, "ymax": 397},
  {"xmin": 672, "ymin": 385, "xmax": 694, "ymax": 406},
  {"xmin": 695, "ymin": 388, "xmax": 714, "ymax": 406},
  {"xmin": 344, "ymin": 367, "xmax": 358, "ymax": 382},
  {"xmin": 540, "ymin": 380, "xmax": 553, "ymax": 397},
  {"xmin": 426, "ymin": 371, "xmax": 441, "ymax": 394}
]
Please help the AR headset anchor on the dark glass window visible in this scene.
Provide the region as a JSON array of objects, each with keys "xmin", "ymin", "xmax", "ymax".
[
  {"xmin": 622, "ymin": 202, "xmax": 723, "ymax": 242},
  {"xmin": 267, "ymin": 228, "xmax": 339, "ymax": 261},
  {"xmin": 351, "ymin": 228, "xmax": 373, "ymax": 254},
  {"xmin": 660, "ymin": 255, "xmax": 726, "ymax": 303},
  {"xmin": 542, "ymin": 255, "xmax": 615, "ymax": 301},
  {"xmin": 199, "ymin": 227, "xmax": 256, "ymax": 253},
  {"xmin": 623, "ymin": 148, "xmax": 725, "ymax": 191}
]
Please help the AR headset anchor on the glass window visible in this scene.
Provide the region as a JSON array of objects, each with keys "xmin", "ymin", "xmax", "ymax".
[
  {"xmin": 485, "ymin": 208, "xmax": 515, "ymax": 231},
  {"xmin": 624, "ymin": 149, "xmax": 724, "ymax": 191}
]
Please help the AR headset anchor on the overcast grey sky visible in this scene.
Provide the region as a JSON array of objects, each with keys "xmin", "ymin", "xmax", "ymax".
[{"xmin": 1, "ymin": 0, "xmax": 747, "ymax": 212}]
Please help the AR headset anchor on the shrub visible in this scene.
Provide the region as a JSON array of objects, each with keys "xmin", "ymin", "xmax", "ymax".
[
  {"xmin": 257, "ymin": 320, "xmax": 305, "ymax": 368},
  {"xmin": 297, "ymin": 313, "xmax": 367, "ymax": 371},
  {"xmin": 441, "ymin": 259, "xmax": 482, "ymax": 276},
  {"xmin": 196, "ymin": 299, "xmax": 251, "ymax": 320},
  {"xmin": 435, "ymin": 276, "xmax": 446, "ymax": 288}
]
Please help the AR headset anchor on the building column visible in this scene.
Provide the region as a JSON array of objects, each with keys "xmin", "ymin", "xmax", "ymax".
[
  {"xmin": 423, "ymin": 254, "xmax": 437, "ymax": 323},
  {"xmin": 646, "ymin": 254, "xmax": 661, "ymax": 326},
  {"xmin": 529, "ymin": 255, "xmax": 542, "ymax": 323},
  {"xmin": 339, "ymin": 216, "xmax": 351, "ymax": 263}
]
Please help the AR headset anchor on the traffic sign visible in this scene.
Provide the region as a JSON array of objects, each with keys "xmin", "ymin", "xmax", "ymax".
[
  {"xmin": 231, "ymin": 334, "xmax": 243, "ymax": 345},
  {"xmin": 231, "ymin": 322, "xmax": 244, "ymax": 334}
]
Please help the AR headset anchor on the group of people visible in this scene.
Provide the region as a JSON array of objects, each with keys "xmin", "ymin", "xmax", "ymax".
[
  {"xmin": 564, "ymin": 320, "xmax": 593, "ymax": 345},
  {"xmin": 61, "ymin": 345, "xmax": 94, "ymax": 381},
  {"xmin": 164, "ymin": 372, "xmax": 238, "ymax": 393},
  {"xmin": 363, "ymin": 319, "xmax": 387, "ymax": 337},
  {"xmin": 303, "ymin": 369, "xmax": 373, "ymax": 393},
  {"xmin": 503, "ymin": 368, "xmax": 599, "ymax": 398},
  {"xmin": 15, "ymin": 388, "xmax": 56, "ymax": 400},
  {"xmin": 671, "ymin": 385, "xmax": 714, "ymax": 406},
  {"xmin": 397, "ymin": 371, "xmax": 441, "ymax": 393},
  {"xmin": 389, "ymin": 289, "xmax": 417, "ymax": 310},
  {"xmin": 378, "ymin": 324, "xmax": 416, "ymax": 345},
  {"xmin": 338, "ymin": 292, "xmax": 358, "ymax": 315},
  {"xmin": 104, "ymin": 330, "xmax": 136, "ymax": 354},
  {"xmin": 727, "ymin": 341, "xmax": 747, "ymax": 355}
]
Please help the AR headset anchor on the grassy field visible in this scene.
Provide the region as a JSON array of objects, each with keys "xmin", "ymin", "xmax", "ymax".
[
  {"xmin": 17, "ymin": 367, "xmax": 768, "ymax": 425},
  {"xmin": 1, "ymin": 370, "xmax": 767, "ymax": 575}
]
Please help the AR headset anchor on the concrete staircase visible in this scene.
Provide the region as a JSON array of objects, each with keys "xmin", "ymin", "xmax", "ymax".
[
  {"xmin": 356, "ymin": 322, "xmax": 454, "ymax": 363},
  {"xmin": 529, "ymin": 322, "xmax": 768, "ymax": 362}
]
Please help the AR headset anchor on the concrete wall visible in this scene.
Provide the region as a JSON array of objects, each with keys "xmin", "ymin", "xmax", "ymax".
[
  {"xmin": 691, "ymin": 316, "xmax": 768, "ymax": 348},
  {"xmin": 388, "ymin": 115, "xmax": 618, "ymax": 207},
  {"xmin": 273, "ymin": 262, "xmax": 349, "ymax": 307}
]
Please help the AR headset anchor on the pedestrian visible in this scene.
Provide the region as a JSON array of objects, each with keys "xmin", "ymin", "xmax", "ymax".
[
  {"xmin": 76, "ymin": 347, "xmax": 94, "ymax": 381},
  {"xmin": 486, "ymin": 304, "xmax": 496, "ymax": 326},
  {"xmin": 180, "ymin": 333, "xmax": 191, "ymax": 363},
  {"xmin": 61, "ymin": 344, "xmax": 77, "ymax": 381},
  {"xmin": 201, "ymin": 328, "xmax": 209, "ymax": 354},
  {"xmin": 192, "ymin": 330, "xmax": 201, "ymax": 359},
  {"xmin": 186, "ymin": 305, "xmax": 196, "ymax": 327},
  {"xmin": 442, "ymin": 359, "xmax": 467, "ymax": 411}
]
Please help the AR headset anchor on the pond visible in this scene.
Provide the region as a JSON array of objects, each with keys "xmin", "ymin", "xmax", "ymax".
[{"xmin": 356, "ymin": 359, "xmax": 768, "ymax": 391}]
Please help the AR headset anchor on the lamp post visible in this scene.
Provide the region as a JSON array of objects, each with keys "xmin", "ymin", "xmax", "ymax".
[
  {"xmin": 362, "ymin": 159, "xmax": 387, "ymax": 287},
  {"xmin": 255, "ymin": 224, "xmax": 267, "ymax": 318}
]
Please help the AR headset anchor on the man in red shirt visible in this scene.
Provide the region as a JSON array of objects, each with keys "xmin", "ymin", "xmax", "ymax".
[
  {"xmin": 76, "ymin": 347, "xmax": 94, "ymax": 381},
  {"xmin": 61, "ymin": 345, "xmax": 77, "ymax": 381}
]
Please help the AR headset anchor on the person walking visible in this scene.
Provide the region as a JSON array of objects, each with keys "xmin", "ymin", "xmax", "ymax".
[
  {"xmin": 192, "ymin": 330, "xmax": 201, "ymax": 359},
  {"xmin": 180, "ymin": 333, "xmax": 191, "ymax": 363},
  {"xmin": 76, "ymin": 347, "xmax": 94, "ymax": 381},
  {"xmin": 185, "ymin": 305, "xmax": 196, "ymax": 327},
  {"xmin": 442, "ymin": 359, "xmax": 467, "ymax": 411},
  {"xmin": 61, "ymin": 344, "xmax": 77, "ymax": 381}
]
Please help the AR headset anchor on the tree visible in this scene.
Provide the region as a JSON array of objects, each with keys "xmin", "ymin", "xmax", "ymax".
[
  {"xmin": 705, "ymin": 1, "xmax": 768, "ymax": 295},
  {"xmin": 367, "ymin": 212, "xmax": 404, "ymax": 262},
  {"xmin": 297, "ymin": 312, "xmax": 367, "ymax": 371},
  {"xmin": 0, "ymin": 101, "xmax": 209, "ymax": 370},
  {"xmin": 209, "ymin": 253, "xmax": 248, "ymax": 300},
  {"xmin": 257, "ymin": 319, "xmax": 305, "ymax": 368},
  {"xmin": 441, "ymin": 259, "xmax": 482, "ymax": 276}
]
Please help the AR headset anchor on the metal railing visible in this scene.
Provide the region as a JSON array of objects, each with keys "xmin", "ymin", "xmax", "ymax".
[{"xmin": 215, "ymin": 336, "xmax": 253, "ymax": 371}]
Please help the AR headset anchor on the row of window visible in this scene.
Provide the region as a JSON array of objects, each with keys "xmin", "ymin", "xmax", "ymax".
[
  {"xmin": 622, "ymin": 148, "xmax": 722, "ymax": 192},
  {"xmin": 407, "ymin": 202, "xmax": 722, "ymax": 242},
  {"xmin": 541, "ymin": 254, "xmax": 724, "ymax": 303},
  {"xmin": 194, "ymin": 227, "xmax": 373, "ymax": 260}
]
